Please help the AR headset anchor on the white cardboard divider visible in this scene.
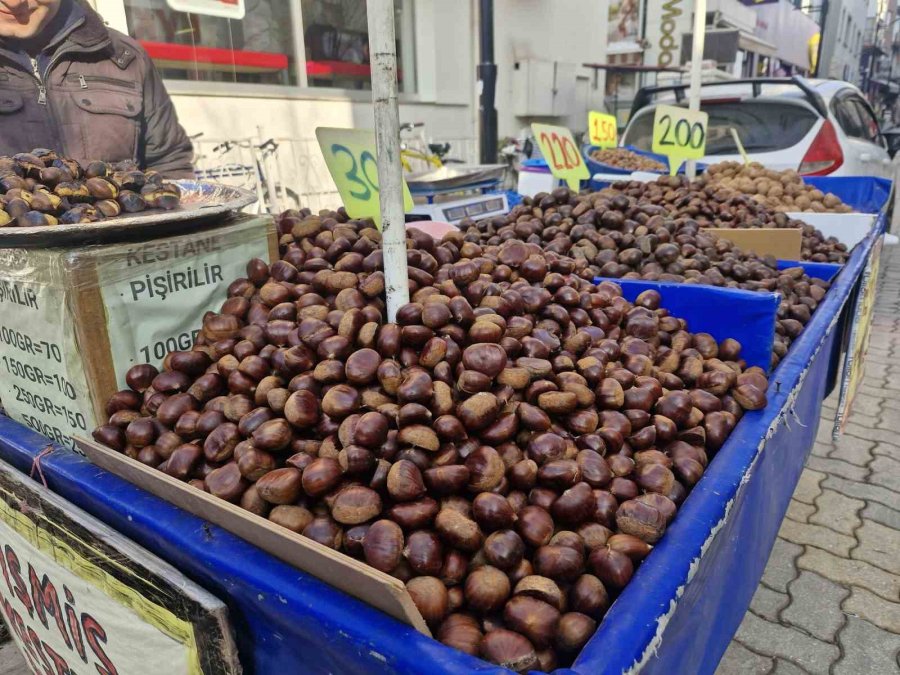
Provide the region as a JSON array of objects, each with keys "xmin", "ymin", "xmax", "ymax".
[{"xmin": 784, "ymin": 211, "xmax": 878, "ymax": 249}]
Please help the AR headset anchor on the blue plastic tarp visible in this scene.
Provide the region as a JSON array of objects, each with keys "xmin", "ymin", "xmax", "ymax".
[
  {"xmin": 593, "ymin": 278, "xmax": 779, "ymax": 372},
  {"xmin": 0, "ymin": 188, "xmax": 885, "ymax": 674},
  {"xmin": 803, "ymin": 176, "xmax": 893, "ymax": 214}
]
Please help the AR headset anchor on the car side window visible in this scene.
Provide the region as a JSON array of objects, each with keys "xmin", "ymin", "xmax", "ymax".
[
  {"xmin": 850, "ymin": 97, "xmax": 882, "ymax": 144},
  {"xmin": 832, "ymin": 96, "xmax": 867, "ymax": 140}
]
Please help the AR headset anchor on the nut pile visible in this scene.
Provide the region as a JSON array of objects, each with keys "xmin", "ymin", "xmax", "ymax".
[
  {"xmin": 463, "ymin": 188, "xmax": 831, "ymax": 363},
  {"xmin": 601, "ymin": 176, "xmax": 849, "ymax": 263},
  {"xmin": 0, "ymin": 149, "xmax": 181, "ymax": 227},
  {"xmin": 589, "ymin": 148, "xmax": 667, "ymax": 173},
  {"xmin": 93, "ymin": 211, "xmax": 768, "ymax": 672},
  {"xmin": 701, "ymin": 161, "xmax": 853, "ymax": 213}
]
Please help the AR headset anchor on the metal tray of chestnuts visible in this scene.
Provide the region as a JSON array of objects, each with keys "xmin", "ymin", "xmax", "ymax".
[{"xmin": 0, "ymin": 179, "xmax": 257, "ymax": 248}]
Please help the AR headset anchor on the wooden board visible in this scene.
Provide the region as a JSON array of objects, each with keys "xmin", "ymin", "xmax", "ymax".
[
  {"xmin": 706, "ymin": 227, "xmax": 802, "ymax": 260},
  {"xmin": 0, "ymin": 457, "xmax": 241, "ymax": 674},
  {"xmin": 75, "ymin": 436, "xmax": 431, "ymax": 636}
]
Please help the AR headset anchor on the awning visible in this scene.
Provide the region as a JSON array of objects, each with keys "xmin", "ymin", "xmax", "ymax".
[{"xmin": 738, "ymin": 31, "xmax": 777, "ymax": 58}]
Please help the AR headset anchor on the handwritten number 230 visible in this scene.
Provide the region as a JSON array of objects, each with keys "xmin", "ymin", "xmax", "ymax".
[{"xmin": 332, "ymin": 143, "xmax": 379, "ymax": 200}]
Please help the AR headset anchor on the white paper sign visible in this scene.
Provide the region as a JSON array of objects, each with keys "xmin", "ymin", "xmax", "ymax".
[
  {"xmin": 166, "ymin": 0, "xmax": 245, "ymax": 19},
  {"xmin": 0, "ymin": 260, "xmax": 93, "ymax": 451},
  {"xmin": 97, "ymin": 219, "xmax": 271, "ymax": 384},
  {"xmin": 0, "ymin": 500, "xmax": 195, "ymax": 674}
]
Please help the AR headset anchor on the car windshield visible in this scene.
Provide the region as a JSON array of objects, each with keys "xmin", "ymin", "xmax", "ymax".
[{"xmin": 623, "ymin": 101, "xmax": 819, "ymax": 155}]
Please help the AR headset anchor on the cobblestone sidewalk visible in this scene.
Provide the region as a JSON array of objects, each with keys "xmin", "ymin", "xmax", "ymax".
[{"xmin": 716, "ymin": 243, "xmax": 900, "ymax": 675}]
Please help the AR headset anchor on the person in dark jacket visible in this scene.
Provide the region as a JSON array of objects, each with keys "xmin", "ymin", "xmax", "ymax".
[{"xmin": 0, "ymin": 0, "xmax": 193, "ymax": 177}]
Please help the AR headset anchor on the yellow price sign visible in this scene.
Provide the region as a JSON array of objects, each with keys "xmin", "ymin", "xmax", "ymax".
[
  {"xmin": 316, "ymin": 127, "xmax": 414, "ymax": 229},
  {"xmin": 651, "ymin": 104, "xmax": 709, "ymax": 175},
  {"xmin": 588, "ymin": 111, "xmax": 618, "ymax": 148},
  {"xmin": 531, "ymin": 123, "xmax": 590, "ymax": 190}
]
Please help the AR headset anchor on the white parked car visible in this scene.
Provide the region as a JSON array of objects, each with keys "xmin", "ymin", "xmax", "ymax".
[{"xmin": 621, "ymin": 77, "xmax": 892, "ymax": 177}]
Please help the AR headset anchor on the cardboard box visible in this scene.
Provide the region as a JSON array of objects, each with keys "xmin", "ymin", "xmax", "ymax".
[
  {"xmin": 76, "ymin": 437, "xmax": 430, "ymax": 636},
  {"xmin": 706, "ymin": 227, "xmax": 802, "ymax": 260},
  {"xmin": 0, "ymin": 215, "xmax": 278, "ymax": 451}
]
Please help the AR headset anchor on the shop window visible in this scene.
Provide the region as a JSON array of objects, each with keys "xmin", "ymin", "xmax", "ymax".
[{"xmin": 123, "ymin": 0, "xmax": 416, "ymax": 92}]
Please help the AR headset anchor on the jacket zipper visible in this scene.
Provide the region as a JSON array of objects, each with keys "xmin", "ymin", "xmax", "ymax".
[
  {"xmin": 66, "ymin": 73, "xmax": 136, "ymax": 89},
  {"xmin": 30, "ymin": 57, "xmax": 47, "ymax": 105}
]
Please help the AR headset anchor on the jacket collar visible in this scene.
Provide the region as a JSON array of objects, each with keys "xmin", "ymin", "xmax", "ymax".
[{"xmin": 0, "ymin": 2, "xmax": 111, "ymax": 72}]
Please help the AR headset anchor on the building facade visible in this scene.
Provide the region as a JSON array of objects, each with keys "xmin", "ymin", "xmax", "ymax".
[
  {"xmin": 819, "ymin": 0, "xmax": 868, "ymax": 83},
  {"xmin": 90, "ymin": 0, "xmax": 609, "ymax": 212}
]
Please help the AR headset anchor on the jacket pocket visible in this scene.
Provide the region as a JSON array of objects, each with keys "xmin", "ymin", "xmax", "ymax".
[
  {"xmin": 0, "ymin": 91, "xmax": 23, "ymax": 114},
  {"xmin": 66, "ymin": 89, "xmax": 142, "ymax": 164}
]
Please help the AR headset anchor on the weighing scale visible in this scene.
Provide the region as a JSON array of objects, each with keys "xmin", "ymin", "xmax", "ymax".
[{"xmin": 407, "ymin": 165, "xmax": 509, "ymax": 225}]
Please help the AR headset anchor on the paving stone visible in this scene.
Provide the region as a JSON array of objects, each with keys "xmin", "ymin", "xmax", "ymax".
[
  {"xmin": 733, "ymin": 611, "xmax": 839, "ymax": 673},
  {"xmin": 834, "ymin": 616, "xmax": 900, "ymax": 675},
  {"xmin": 792, "ymin": 469, "xmax": 826, "ymax": 505},
  {"xmin": 862, "ymin": 501, "xmax": 900, "ymax": 531},
  {"xmin": 714, "ymin": 640, "xmax": 774, "ymax": 675},
  {"xmin": 853, "ymin": 519, "xmax": 900, "ymax": 575},
  {"xmin": 849, "ymin": 392, "xmax": 884, "ymax": 416},
  {"xmin": 782, "ymin": 571, "xmax": 849, "ymax": 641},
  {"xmin": 842, "ymin": 423, "xmax": 900, "ymax": 445},
  {"xmin": 797, "ymin": 546, "xmax": 900, "ymax": 602},
  {"xmin": 778, "ymin": 518, "xmax": 856, "ymax": 556},
  {"xmin": 785, "ymin": 499, "xmax": 815, "ymax": 523},
  {"xmin": 749, "ymin": 584, "xmax": 790, "ymax": 622},
  {"xmin": 808, "ymin": 489, "xmax": 864, "ymax": 535},
  {"xmin": 804, "ymin": 455, "xmax": 869, "ymax": 482},
  {"xmin": 867, "ymin": 455, "xmax": 900, "ymax": 492},
  {"xmin": 772, "ymin": 660, "xmax": 808, "ymax": 675},
  {"xmin": 761, "ymin": 538, "xmax": 804, "ymax": 592},
  {"xmin": 843, "ymin": 586, "xmax": 900, "ymax": 633},
  {"xmin": 872, "ymin": 441, "xmax": 900, "ymax": 463},
  {"xmin": 821, "ymin": 474, "xmax": 900, "ymax": 512}
]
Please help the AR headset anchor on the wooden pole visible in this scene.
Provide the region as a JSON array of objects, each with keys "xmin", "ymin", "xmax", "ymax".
[
  {"xmin": 686, "ymin": 0, "xmax": 707, "ymax": 180},
  {"xmin": 367, "ymin": 0, "xmax": 410, "ymax": 322}
]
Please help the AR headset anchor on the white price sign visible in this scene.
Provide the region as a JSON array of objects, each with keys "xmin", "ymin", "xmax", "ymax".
[{"xmin": 166, "ymin": 0, "xmax": 245, "ymax": 19}]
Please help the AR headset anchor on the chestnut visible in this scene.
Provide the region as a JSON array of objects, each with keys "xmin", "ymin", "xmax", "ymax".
[
  {"xmin": 480, "ymin": 629, "xmax": 538, "ymax": 672},
  {"xmin": 464, "ymin": 565, "xmax": 511, "ymax": 614},
  {"xmin": 403, "ymin": 530, "xmax": 444, "ymax": 576},
  {"xmin": 438, "ymin": 613, "xmax": 483, "ymax": 656},
  {"xmin": 363, "ymin": 519, "xmax": 404, "ymax": 572},
  {"xmin": 406, "ymin": 576, "xmax": 449, "ymax": 627}
]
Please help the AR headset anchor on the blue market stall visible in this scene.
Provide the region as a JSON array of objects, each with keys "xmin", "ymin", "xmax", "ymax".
[{"xmin": 0, "ymin": 178, "xmax": 890, "ymax": 674}]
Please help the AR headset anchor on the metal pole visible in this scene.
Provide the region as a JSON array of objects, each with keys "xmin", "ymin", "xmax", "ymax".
[
  {"xmin": 366, "ymin": 0, "xmax": 410, "ymax": 322},
  {"xmin": 686, "ymin": 0, "xmax": 707, "ymax": 179},
  {"xmin": 813, "ymin": 0, "xmax": 828, "ymax": 77},
  {"xmin": 478, "ymin": 0, "xmax": 498, "ymax": 164}
]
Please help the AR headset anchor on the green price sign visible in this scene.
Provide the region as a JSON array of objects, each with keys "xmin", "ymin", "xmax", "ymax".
[
  {"xmin": 316, "ymin": 127, "xmax": 414, "ymax": 229},
  {"xmin": 651, "ymin": 104, "xmax": 709, "ymax": 175}
]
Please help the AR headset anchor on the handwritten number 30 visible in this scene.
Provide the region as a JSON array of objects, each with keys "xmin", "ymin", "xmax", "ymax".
[{"xmin": 332, "ymin": 143, "xmax": 380, "ymax": 200}]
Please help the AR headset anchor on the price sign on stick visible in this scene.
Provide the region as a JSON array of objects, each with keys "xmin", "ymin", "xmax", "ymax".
[
  {"xmin": 588, "ymin": 111, "xmax": 618, "ymax": 148},
  {"xmin": 651, "ymin": 104, "xmax": 709, "ymax": 175},
  {"xmin": 531, "ymin": 123, "xmax": 590, "ymax": 190},
  {"xmin": 316, "ymin": 127, "xmax": 414, "ymax": 230}
]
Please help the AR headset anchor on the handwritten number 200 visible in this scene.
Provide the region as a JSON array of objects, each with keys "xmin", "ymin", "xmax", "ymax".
[
  {"xmin": 658, "ymin": 115, "xmax": 705, "ymax": 150},
  {"xmin": 332, "ymin": 143, "xmax": 379, "ymax": 200}
]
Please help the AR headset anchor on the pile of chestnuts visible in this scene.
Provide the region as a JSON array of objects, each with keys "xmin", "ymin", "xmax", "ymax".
[
  {"xmin": 93, "ymin": 209, "xmax": 769, "ymax": 672},
  {"xmin": 588, "ymin": 148, "xmax": 667, "ymax": 173},
  {"xmin": 0, "ymin": 149, "xmax": 181, "ymax": 227},
  {"xmin": 701, "ymin": 162, "xmax": 853, "ymax": 213},
  {"xmin": 462, "ymin": 187, "xmax": 832, "ymax": 364},
  {"xmin": 596, "ymin": 176, "xmax": 850, "ymax": 263}
]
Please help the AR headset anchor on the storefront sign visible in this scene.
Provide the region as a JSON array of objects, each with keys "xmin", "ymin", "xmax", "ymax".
[
  {"xmin": 530, "ymin": 124, "xmax": 589, "ymax": 190},
  {"xmin": 651, "ymin": 104, "xmax": 708, "ymax": 174},
  {"xmin": 0, "ymin": 459, "xmax": 239, "ymax": 674},
  {"xmin": 588, "ymin": 112, "xmax": 618, "ymax": 149},
  {"xmin": 644, "ymin": 0, "xmax": 690, "ymax": 67},
  {"xmin": 834, "ymin": 236, "xmax": 884, "ymax": 437},
  {"xmin": 166, "ymin": 0, "xmax": 245, "ymax": 20},
  {"xmin": 316, "ymin": 128, "xmax": 414, "ymax": 230}
]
